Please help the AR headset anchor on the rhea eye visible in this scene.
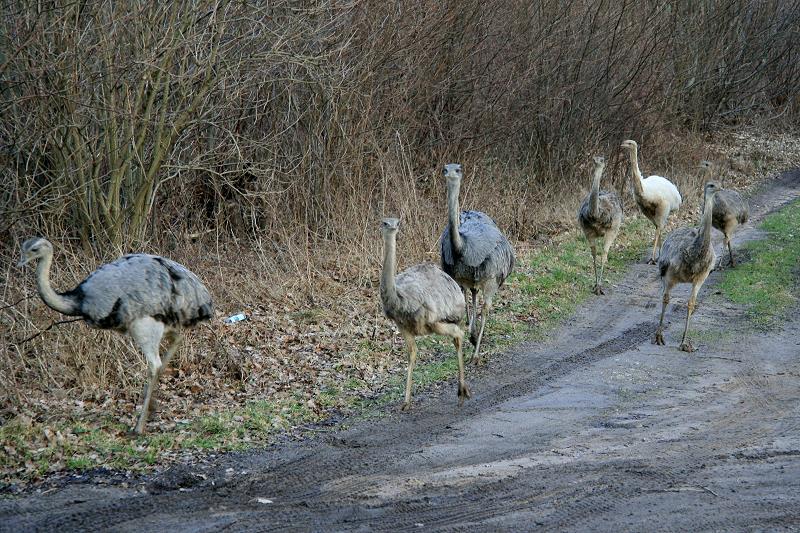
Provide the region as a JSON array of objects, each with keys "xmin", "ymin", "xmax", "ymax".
[{"xmin": 31, "ymin": 247, "xmax": 39, "ymax": 252}]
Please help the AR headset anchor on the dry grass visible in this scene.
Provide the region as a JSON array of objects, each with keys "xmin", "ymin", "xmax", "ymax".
[
  {"xmin": 2, "ymin": 127, "xmax": 800, "ymax": 485},
  {"xmin": 2, "ymin": 0, "xmax": 800, "ymax": 485}
]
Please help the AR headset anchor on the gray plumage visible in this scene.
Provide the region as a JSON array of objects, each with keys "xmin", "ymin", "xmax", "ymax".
[
  {"xmin": 440, "ymin": 211, "xmax": 515, "ymax": 289},
  {"xmin": 380, "ymin": 218, "xmax": 469, "ymax": 410},
  {"xmin": 697, "ymin": 161, "xmax": 749, "ymax": 267},
  {"xmin": 384, "ymin": 263, "xmax": 465, "ymax": 333},
  {"xmin": 578, "ymin": 156, "xmax": 623, "ymax": 295},
  {"xmin": 440, "ymin": 163, "xmax": 515, "ymax": 364},
  {"xmin": 62, "ymin": 254, "xmax": 212, "ymax": 329},
  {"xmin": 654, "ymin": 182, "xmax": 720, "ymax": 352},
  {"xmin": 18, "ymin": 237, "xmax": 213, "ymax": 434}
]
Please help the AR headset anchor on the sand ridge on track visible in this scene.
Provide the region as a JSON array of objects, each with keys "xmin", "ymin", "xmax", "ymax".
[{"xmin": 1, "ymin": 170, "xmax": 799, "ymax": 532}]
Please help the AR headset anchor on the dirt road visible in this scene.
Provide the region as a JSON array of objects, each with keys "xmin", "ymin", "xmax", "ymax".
[{"xmin": 2, "ymin": 171, "xmax": 799, "ymax": 532}]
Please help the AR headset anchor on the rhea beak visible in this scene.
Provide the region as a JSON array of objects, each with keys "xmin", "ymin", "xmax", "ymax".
[{"xmin": 17, "ymin": 257, "xmax": 29, "ymax": 268}]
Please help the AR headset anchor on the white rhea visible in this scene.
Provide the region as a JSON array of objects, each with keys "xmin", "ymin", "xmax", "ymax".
[
  {"xmin": 379, "ymin": 218, "xmax": 470, "ymax": 410},
  {"xmin": 18, "ymin": 238, "xmax": 213, "ymax": 434},
  {"xmin": 620, "ymin": 140, "xmax": 682, "ymax": 264}
]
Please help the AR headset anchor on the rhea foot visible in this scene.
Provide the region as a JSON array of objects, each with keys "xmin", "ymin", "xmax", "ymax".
[
  {"xmin": 457, "ymin": 384, "xmax": 471, "ymax": 406},
  {"xmin": 468, "ymin": 355, "xmax": 485, "ymax": 366},
  {"xmin": 654, "ymin": 329, "xmax": 665, "ymax": 345},
  {"xmin": 400, "ymin": 401, "xmax": 412, "ymax": 412},
  {"xmin": 592, "ymin": 284, "xmax": 605, "ymax": 296},
  {"xmin": 679, "ymin": 340, "xmax": 696, "ymax": 353},
  {"xmin": 647, "ymin": 257, "xmax": 657, "ymax": 265}
]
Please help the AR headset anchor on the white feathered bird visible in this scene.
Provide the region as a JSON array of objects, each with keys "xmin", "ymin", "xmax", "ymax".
[{"xmin": 620, "ymin": 140, "xmax": 682, "ymax": 264}]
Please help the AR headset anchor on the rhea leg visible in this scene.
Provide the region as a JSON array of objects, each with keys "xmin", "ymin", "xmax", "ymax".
[
  {"xmin": 129, "ymin": 317, "xmax": 166, "ymax": 434},
  {"xmin": 597, "ymin": 227, "xmax": 619, "ymax": 295},
  {"xmin": 469, "ymin": 290, "xmax": 494, "ymax": 365},
  {"xmin": 433, "ymin": 322, "xmax": 470, "ymax": 405},
  {"xmin": 680, "ymin": 275, "xmax": 707, "ymax": 352},
  {"xmin": 654, "ymin": 277, "xmax": 675, "ymax": 346},
  {"xmin": 725, "ymin": 234, "xmax": 737, "ymax": 267},
  {"xmin": 150, "ymin": 330, "xmax": 184, "ymax": 412},
  {"xmin": 649, "ymin": 226, "xmax": 662, "ymax": 265},
  {"xmin": 401, "ymin": 331, "xmax": 418, "ymax": 411},
  {"xmin": 589, "ymin": 240, "xmax": 601, "ymax": 295},
  {"xmin": 468, "ymin": 288, "xmax": 478, "ymax": 345}
]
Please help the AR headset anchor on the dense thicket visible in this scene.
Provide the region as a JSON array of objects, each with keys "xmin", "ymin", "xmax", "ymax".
[{"xmin": 2, "ymin": 0, "xmax": 799, "ymax": 254}]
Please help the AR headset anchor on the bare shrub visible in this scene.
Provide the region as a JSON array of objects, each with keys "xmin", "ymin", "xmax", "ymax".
[{"xmin": 1, "ymin": 0, "xmax": 799, "ymax": 407}]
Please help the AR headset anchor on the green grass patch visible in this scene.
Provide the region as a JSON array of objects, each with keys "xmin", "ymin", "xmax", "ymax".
[{"xmin": 717, "ymin": 199, "xmax": 800, "ymax": 328}]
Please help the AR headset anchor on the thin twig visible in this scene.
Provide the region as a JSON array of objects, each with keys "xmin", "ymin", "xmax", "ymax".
[
  {"xmin": 16, "ymin": 318, "xmax": 83, "ymax": 344},
  {"xmin": 698, "ymin": 355, "xmax": 743, "ymax": 363},
  {"xmin": 0, "ymin": 295, "xmax": 34, "ymax": 311}
]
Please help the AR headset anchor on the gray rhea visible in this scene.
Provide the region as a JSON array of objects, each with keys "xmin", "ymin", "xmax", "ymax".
[
  {"xmin": 578, "ymin": 155, "xmax": 623, "ymax": 295},
  {"xmin": 697, "ymin": 161, "xmax": 749, "ymax": 267},
  {"xmin": 440, "ymin": 163, "xmax": 515, "ymax": 364},
  {"xmin": 17, "ymin": 238, "xmax": 213, "ymax": 434},
  {"xmin": 654, "ymin": 182, "xmax": 720, "ymax": 352},
  {"xmin": 379, "ymin": 218, "xmax": 470, "ymax": 410}
]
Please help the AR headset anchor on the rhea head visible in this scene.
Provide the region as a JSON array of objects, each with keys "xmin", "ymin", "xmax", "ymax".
[
  {"xmin": 593, "ymin": 155, "xmax": 606, "ymax": 168},
  {"xmin": 443, "ymin": 163, "xmax": 463, "ymax": 185},
  {"xmin": 620, "ymin": 140, "xmax": 638, "ymax": 152},
  {"xmin": 17, "ymin": 237, "xmax": 53, "ymax": 267},
  {"xmin": 704, "ymin": 181, "xmax": 720, "ymax": 195},
  {"xmin": 381, "ymin": 217, "xmax": 400, "ymax": 235}
]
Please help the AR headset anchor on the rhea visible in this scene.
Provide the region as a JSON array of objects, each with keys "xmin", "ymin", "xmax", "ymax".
[
  {"xmin": 440, "ymin": 164, "xmax": 515, "ymax": 364},
  {"xmin": 379, "ymin": 218, "xmax": 469, "ymax": 410},
  {"xmin": 578, "ymin": 155, "xmax": 623, "ymax": 295},
  {"xmin": 654, "ymin": 182, "xmax": 720, "ymax": 352},
  {"xmin": 18, "ymin": 238, "xmax": 213, "ymax": 434},
  {"xmin": 620, "ymin": 140, "xmax": 682, "ymax": 264},
  {"xmin": 698, "ymin": 161, "xmax": 749, "ymax": 267}
]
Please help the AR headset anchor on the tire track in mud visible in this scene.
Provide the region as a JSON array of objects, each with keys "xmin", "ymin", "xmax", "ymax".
[{"xmin": 2, "ymin": 169, "xmax": 799, "ymax": 532}]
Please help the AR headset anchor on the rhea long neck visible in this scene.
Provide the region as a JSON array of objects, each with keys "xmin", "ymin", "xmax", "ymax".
[
  {"xmin": 695, "ymin": 190, "xmax": 717, "ymax": 253},
  {"xmin": 588, "ymin": 165, "xmax": 604, "ymax": 218},
  {"xmin": 447, "ymin": 179, "xmax": 463, "ymax": 254},
  {"xmin": 35, "ymin": 252, "xmax": 81, "ymax": 316},
  {"xmin": 626, "ymin": 146, "xmax": 645, "ymax": 197},
  {"xmin": 380, "ymin": 230, "xmax": 400, "ymax": 309}
]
